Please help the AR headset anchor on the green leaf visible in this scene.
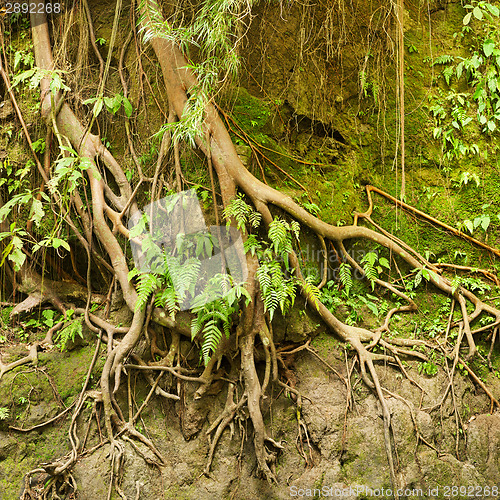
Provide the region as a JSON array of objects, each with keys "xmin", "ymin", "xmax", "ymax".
[
  {"xmin": 52, "ymin": 238, "xmax": 70, "ymax": 251},
  {"xmin": 485, "ymin": 3, "xmax": 499, "ymax": 16},
  {"xmin": 123, "ymin": 97, "xmax": 133, "ymax": 118},
  {"xmin": 103, "ymin": 96, "xmax": 114, "ymax": 111},
  {"xmin": 463, "ymin": 11, "xmax": 472, "ymax": 24},
  {"xmin": 365, "ymin": 301, "xmax": 378, "ymax": 316},
  {"xmin": 484, "ymin": 39, "xmax": 495, "ymax": 57},
  {"xmin": 414, "ymin": 270, "xmax": 423, "ymax": 288},
  {"xmin": 49, "ymin": 73, "xmax": 70, "ymax": 93},
  {"xmin": 11, "ymin": 68, "xmax": 36, "ymax": 87},
  {"xmin": 112, "ymin": 94, "xmax": 122, "ymax": 114},
  {"xmin": 92, "ymin": 97, "xmax": 103, "ymax": 118},
  {"xmin": 379, "ymin": 257, "xmax": 390, "ymax": 269},
  {"xmin": 8, "ymin": 247, "xmax": 26, "ymax": 271},
  {"xmin": 29, "ymin": 199, "xmax": 44, "ymax": 227},
  {"xmin": 14, "ymin": 51, "xmax": 22, "ymax": 71},
  {"xmin": 463, "ymin": 219, "xmax": 474, "ymax": 234},
  {"xmin": 473, "ymin": 6, "xmax": 483, "ymax": 19},
  {"xmin": 481, "ymin": 214, "xmax": 491, "ymax": 231}
]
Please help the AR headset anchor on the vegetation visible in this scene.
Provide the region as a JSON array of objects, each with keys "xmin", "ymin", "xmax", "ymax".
[{"xmin": 0, "ymin": 0, "xmax": 500, "ymax": 498}]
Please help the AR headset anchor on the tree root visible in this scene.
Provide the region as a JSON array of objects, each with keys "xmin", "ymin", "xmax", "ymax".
[
  {"xmin": 15, "ymin": 5, "xmax": 500, "ymax": 498},
  {"xmin": 356, "ymin": 184, "xmax": 500, "ymax": 259},
  {"xmin": 0, "ymin": 344, "xmax": 38, "ymax": 381}
]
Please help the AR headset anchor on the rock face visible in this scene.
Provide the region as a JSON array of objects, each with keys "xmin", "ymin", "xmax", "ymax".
[
  {"xmin": 467, "ymin": 414, "xmax": 500, "ymax": 484},
  {"xmin": 63, "ymin": 343, "xmax": 500, "ymax": 499},
  {"xmin": 0, "ymin": 336, "xmax": 499, "ymax": 499}
]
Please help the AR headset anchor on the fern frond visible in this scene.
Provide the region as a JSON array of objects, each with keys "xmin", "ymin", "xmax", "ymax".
[
  {"xmin": 268, "ymin": 218, "xmax": 289, "ymax": 254},
  {"xmin": 191, "ymin": 314, "xmax": 204, "ymax": 340},
  {"xmin": 154, "ymin": 287, "xmax": 179, "ymax": 319},
  {"xmin": 244, "ymin": 234, "xmax": 261, "ymax": 256},
  {"xmin": 363, "ymin": 261, "xmax": 378, "ymax": 290},
  {"xmin": 136, "ymin": 273, "xmax": 161, "ymax": 311},
  {"xmin": 201, "ymin": 319, "xmax": 223, "ymax": 365},
  {"xmin": 256, "ymin": 264, "xmax": 272, "ymax": 290},
  {"xmin": 339, "ymin": 262, "xmax": 353, "ymax": 296},
  {"xmin": 290, "ymin": 220, "xmax": 300, "ymax": 239},
  {"xmin": 249, "ymin": 210, "xmax": 262, "ymax": 228},
  {"xmin": 302, "ymin": 279, "xmax": 321, "ymax": 311},
  {"xmin": 263, "ymin": 289, "xmax": 279, "ymax": 320},
  {"xmin": 361, "ymin": 251, "xmax": 379, "ymax": 290},
  {"xmin": 223, "ymin": 194, "xmax": 260, "ymax": 232},
  {"xmin": 57, "ymin": 317, "xmax": 83, "ymax": 351}
]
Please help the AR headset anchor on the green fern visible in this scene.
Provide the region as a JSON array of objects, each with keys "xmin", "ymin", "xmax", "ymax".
[
  {"xmin": 289, "ymin": 220, "xmax": 300, "ymax": 239},
  {"xmin": 257, "ymin": 261, "xmax": 297, "ymax": 320},
  {"xmin": 57, "ymin": 317, "xmax": 83, "ymax": 351},
  {"xmin": 223, "ymin": 194, "xmax": 261, "ymax": 232},
  {"xmin": 190, "ymin": 275, "xmax": 244, "ymax": 365},
  {"xmin": 268, "ymin": 218, "xmax": 292, "ymax": 254},
  {"xmin": 201, "ymin": 319, "xmax": 224, "ymax": 366},
  {"xmin": 243, "ymin": 234, "xmax": 262, "ymax": 256},
  {"xmin": 361, "ymin": 252, "xmax": 378, "ymax": 290},
  {"xmin": 194, "ymin": 302, "xmax": 233, "ymax": 365},
  {"xmin": 154, "ymin": 287, "xmax": 179, "ymax": 319},
  {"xmin": 169, "ymin": 256, "xmax": 201, "ymax": 299},
  {"xmin": 136, "ymin": 273, "xmax": 162, "ymax": 311},
  {"xmin": 339, "ymin": 262, "xmax": 353, "ymax": 296},
  {"xmin": 303, "ymin": 277, "xmax": 321, "ymax": 311}
]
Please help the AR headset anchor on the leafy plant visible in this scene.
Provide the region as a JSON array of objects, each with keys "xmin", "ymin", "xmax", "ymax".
[
  {"xmin": 12, "ymin": 67, "xmax": 70, "ymax": 94},
  {"xmin": 25, "ymin": 309, "xmax": 60, "ymax": 329},
  {"xmin": 13, "ymin": 49, "xmax": 34, "ymax": 71},
  {"xmin": 451, "ymin": 275, "xmax": 490, "ymax": 294},
  {"xmin": 360, "ymin": 251, "xmax": 390, "ymax": 290},
  {"xmin": 453, "ymin": 171, "xmax": 481, "ymax": 189},
  {"xmin": 430, "ymin": 1, "xmax": 500, "ymax": 162},
  {"xmin": 418, "ymin": 360, "xmax": 438, "ymax": 376},
  {"xmin": 457, "ymin": 203, "xmax": 500, "ymax": 236},
  {"xmin": 222, "ymin": 195, "xmax": 261, "ymax": 233},
  {"xmin": 191, "ymin": 277, "xmax": 250, "ymax": 365},
  {"xmin": 339, "ymin": 262, "xmax": 353, "ymax": 296},
  {"xmin": 83, "ymin": 93, "xmax": 133, "ymax": 118},
  {"xmin": 302, "ymin": 202, "xmax": 321, "ymax": 216},
  {"xmin": 47, "ymin": 145, "xmax": 95, "ymax": 195},
  {"xmin": 0, "ymin": 222, "xmax": 28, "ymax": 271},
  {"xmin": 56, "ymin": 316, "xmax": 84, "ymax": 351}
]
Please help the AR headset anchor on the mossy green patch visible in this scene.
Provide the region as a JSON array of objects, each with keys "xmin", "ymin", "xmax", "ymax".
[{"xmin": 39, "ymin": 344, "xmax": 104, "ymax": 402}]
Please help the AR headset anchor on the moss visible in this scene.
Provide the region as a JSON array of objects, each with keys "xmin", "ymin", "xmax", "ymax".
[
  {"xmin": 222, "ymin": 86, "xmax": 271, "ymax": 133},
  {"xmin": 39, "ymin": 345, "xmax": 104, "ymax": 402},
  {"xmin": 0, "ymin": 422, "xmax": 70, "ymax": 499}
]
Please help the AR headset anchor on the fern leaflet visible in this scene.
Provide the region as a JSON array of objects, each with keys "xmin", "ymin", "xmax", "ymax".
[{"xmin": 339, "ymin": 262, "xmax": 353, "ymax": 296}]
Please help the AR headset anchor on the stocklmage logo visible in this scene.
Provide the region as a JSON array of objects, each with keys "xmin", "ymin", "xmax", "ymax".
[{"xmin": 128, "ymin": 189, "xmax": 248, "ymax": 311}]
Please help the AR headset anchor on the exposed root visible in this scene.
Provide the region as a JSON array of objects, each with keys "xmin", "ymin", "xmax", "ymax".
[
  {"xmin": 10, "ymin": 4, "xmax": 500, "ymax": 498},
  {"xmin": 457, "ymin": 356, "xmax": 500, "ymax": 412},
  {"xmin": 204, "ymin": 383, "xmax": 247, "ymax": 476},
  {"xmin": 0, "ymin": 344, "xmax": 38, "ymax": 381}
]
